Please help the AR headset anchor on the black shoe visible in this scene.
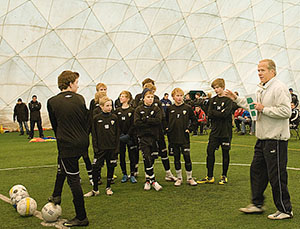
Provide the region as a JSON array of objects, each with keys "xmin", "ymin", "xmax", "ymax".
[
  {"xmin": 63, "ymin": 217, "xmax": 89, "ymax": 227},
  {"xmin": 48, "ymin": 195, "xmax": 61, "ymax": 205},
  {"xmin": 19, "ymin": 133, "xmax": 24, "ymax": 136}
]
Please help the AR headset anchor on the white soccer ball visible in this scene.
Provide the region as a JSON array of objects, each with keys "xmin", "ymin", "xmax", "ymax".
[
  {"xmin": 41, "ymin": 202, "xmax": 62, "ymax": 222},
  {"xmin": 17, "ymin": 197, "xmax": 37, "ymax": 216},
  {"xmin": 10, "ymin": 186, "xmax": 30, "ymax": 209},
  {"xmin": 9, "ymin": 184, "xmax": 27, "ymax": 198}
]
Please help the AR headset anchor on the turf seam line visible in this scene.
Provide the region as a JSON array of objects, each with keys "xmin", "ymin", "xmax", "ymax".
[{"xmin": 1, "ymin": 162, "xmax": 300, "ymax": 171}]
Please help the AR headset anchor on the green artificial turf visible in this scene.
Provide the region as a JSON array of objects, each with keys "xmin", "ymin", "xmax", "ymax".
[{"xmin": 0, "ymin": 130, "xmax": 300, "ymax": 228}]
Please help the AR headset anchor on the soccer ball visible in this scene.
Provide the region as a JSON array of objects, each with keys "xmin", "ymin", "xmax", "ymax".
[
  {"xmin": 41, "ymin": 202, "xmax": 62, "ymax": 222},
  {"xmin": 9, "ymin": 184, "xmax": 27, "ymax": 198},
  {"xmin": 10, "ymin": 185, "xmax": 30, "ymax": 208},
  {"xmin": 17, "ymin": 197, "xmax": 37, "ymax": 216}
]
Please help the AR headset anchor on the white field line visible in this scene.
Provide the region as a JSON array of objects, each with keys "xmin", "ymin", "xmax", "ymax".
[
  {"xmin": 1, "ymin": 161, "xmax": 300, "ymax": 171},
  {"xmin": 0, "ymin": 193, "xmax": 68, "ymax": 228}
]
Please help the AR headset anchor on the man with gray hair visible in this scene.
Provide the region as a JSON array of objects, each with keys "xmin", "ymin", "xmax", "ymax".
[{"xmin": 225, "ymin": 59, "xmax": 293, "ymax": 220}]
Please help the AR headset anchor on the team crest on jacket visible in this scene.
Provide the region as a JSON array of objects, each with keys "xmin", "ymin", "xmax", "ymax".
[
  {"xmin": 183, "ymin": 110, "xmax": 187, "ymax": 115},
  {"xmin": 128, "ymin": 113, "xmax": 132, "ymax": 117},
  {"xmin": 140, "ymin": 111, "xmax": 145, "ymax": 114},
  {"xmin": 221, "ymin": 102, "xmax": 224, "ymax": 106},
  {"xmin": 111, "ymin": 120, "xmax": 115, "ymax": 125},
  {"xmin": 154, "ymin": 103, "xmax": 158, "ymax": 106},
  {"xmin": 122, "ymin": 117, "xmax": 125, "ymax": 120},
  {"xmin": 117, "ymin": 112, "xmax": 122, "ymax": 115},
  {"xmin": 171, "ymin": 110, "xmax": 175, "ymax": 113},
  {"xmin": 150, "ymin": 111, "xmax": 154, "ymax": 115},
  {"xmin": 98, "ymin": 120, "xmax": 103, "ymax": 123},
  {"xmin": 104, "ymin": 124, "xmax": 109, "ymax": 129}
]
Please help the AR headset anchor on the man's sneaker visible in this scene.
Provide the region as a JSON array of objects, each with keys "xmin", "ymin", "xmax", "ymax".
[
  {"xmin": 63, "ymin": 217, "xmax": 89, "ymax": 227},
  {"xmin": 152, "ymin": 181, "xmax": 162, "ymax": 191},
  {"xmin": 48, "ymin": 196, "xmax": 61, "ymax": 205},
  {"xmin": 121, "ymin": 175, "xmax": 128, "ymax": 183},
  {"xmin": 84, "ymin": 190, "xmax": 99, "ymax": 197},
  {"xmin": 197, "ymin": 176, "xmax": 215, "ymax": 184},
  {"xmin": 165, "ymin": 173, "xmax": 177, "ymax": 182},
  {"xmin": 218, "ymin": 175, "xmax": 228, "ymax": 185},
  {"xmin": 187, "ymin": 178, "xmax": 197, "ymax": 186},
  {"xmin": 144, "ymin": 181, "xmax": 151, "ymax": 191},
  {"xmin": 174, "ymin": 178, "xmax": 182, "ymax": 187},
  {"xmin": 268, "ymin": 211, "xmax": 293, "ymax": 220},
  {"xmin": 106, "ymin": 188, "xmax": 113, "ymax": 196},
  {"xmin": 239, "ymin": 204, "xmax": 264, "ymax": 214},
  {"xmin": 130, "ymin": 176, "xmax": 137, "ymax": 183}
]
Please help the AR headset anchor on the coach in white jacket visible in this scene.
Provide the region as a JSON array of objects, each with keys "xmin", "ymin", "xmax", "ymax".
[{"xmin": 226, "ymin": 59, "xmax": 292, "ymax": 220}]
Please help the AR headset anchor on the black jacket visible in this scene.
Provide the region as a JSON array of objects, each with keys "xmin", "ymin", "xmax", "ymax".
[
  {"xmin": 13, "ymin": 103, "xmax": 29, "ymax": 122},
  {"xmin": 47, "ymin": 91, "xmax": 89, "ymax": 158},
  {"xmin": 134, "ymin": 104, "xmax": 162, "ymax": 140},
  {"xmin": 28, "ymin": 101, "xmax": 41, "ymax": 121},
  {"xmin": 92, "ymin": 111, "xmax": 120, "ymax": 153},
  {"xmin": 166, "ymin": 103, "xmax": 197, "ymax": 144},
  {"xmin": 115, "ymin": 106, "xmax": 135, "ymax": 136},
  {"xmin": 208, "ymin": 95, "xmax": 233, "ymax": 138}
]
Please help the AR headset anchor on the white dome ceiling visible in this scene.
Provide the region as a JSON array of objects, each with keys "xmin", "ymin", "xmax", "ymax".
[{"xmin": 0, "ymin": 0, "xmax": 299, "ymax": 127}]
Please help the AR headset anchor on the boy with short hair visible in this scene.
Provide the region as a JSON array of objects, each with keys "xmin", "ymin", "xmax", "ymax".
[
  {"xmin": 134, "ymin": 88, "xmax": 163, "ymax": 191},
  {"xmin": 166, "ymin": 88, "xmax": 198, "ymax": 186},
  {"xmin": 115, "ymin": 90, "xmax": 139, "ymax": 183},
  {"xmin": 85, "ymin": 96, "xmax": 120, "ymax": 197},
  {"xmin": 198, "ymin": 78, "xmax": 233, "ymax": 185},
  {"xmin": 47, "ymin": 70, "xmax": 89, "ymax": 227}
]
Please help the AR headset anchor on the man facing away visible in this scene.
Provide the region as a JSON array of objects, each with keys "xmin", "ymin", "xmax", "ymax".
[{"xmin": 47, "ymin": 70, "xmax": 89, "ymax": 227}]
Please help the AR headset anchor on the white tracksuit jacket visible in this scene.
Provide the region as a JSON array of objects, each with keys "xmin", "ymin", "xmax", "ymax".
[{"xmin": 235, "ymin": 77, "xmax": 291, "ymax": 141}]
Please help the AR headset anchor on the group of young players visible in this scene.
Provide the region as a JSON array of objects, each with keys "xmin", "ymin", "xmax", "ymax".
[
  {"xmin": 83, "ymin": 76, "xmax": 234, "ymax": 197},
  {"xmin": 47, "ymin": 71, "xmax": 234, "ymax": 227}
]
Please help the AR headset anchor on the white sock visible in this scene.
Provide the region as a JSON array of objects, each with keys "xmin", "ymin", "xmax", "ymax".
[
  {"xmin": 176, "ymin": 170, "xmax": 182, "ymax": 180},
  {"xmin": 186, "ymin": 171, "xmax": 192, "ymax": 180},
  {"xmin": 165, "ymin": 170, "xmax": 172, "ymax": 176}
]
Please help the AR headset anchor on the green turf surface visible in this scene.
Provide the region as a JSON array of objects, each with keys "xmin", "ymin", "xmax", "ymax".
[{"xmin": 0, "ymin": 130, "xmax": 300, "ymax": 228}]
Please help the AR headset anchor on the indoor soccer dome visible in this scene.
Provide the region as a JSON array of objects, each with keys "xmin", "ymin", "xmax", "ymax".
[{"xmin": 0, "ymin": 0, "xmax": 299, "ymax": 128}]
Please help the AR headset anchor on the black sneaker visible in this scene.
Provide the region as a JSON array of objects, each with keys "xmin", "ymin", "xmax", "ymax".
[
  {"xmin": 63, "ymin": 217, "xmax": 89, "ymax": 227},
  {"xmin": 48, "ymin": 195, "xmax": 61, "ymax": 205}
]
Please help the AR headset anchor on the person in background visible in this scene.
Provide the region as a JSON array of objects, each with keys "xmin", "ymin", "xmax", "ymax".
[
  {"xmin": 290, "ymin": 102, "xmax": 299, "ymax": 129},
  {"xmin": 240, "ymin": 110, "xmax": 252, "ymax": 135},
  {"xmin": 193, "ymin": 105, "xmax": 207, "ymax": 135},
  {"xmin": 13, "ymin": 98, "xmax": 29, "ymax": 136},
  {"xmin": 193, "ymin": 92, "xmax": 203, "ymax": 107},
  {"xmin": 160, "ymin": 93, "xmax": 172, "ymax": 113},
  {"xmin": 234, "ymin": 107, "xmax": 245, "ymax": 132},
  {"xmin": 28, "ymin": 95, "xmax": 44, "ymax": 139},
  {"xmin": 289, "ymin": 88, "xmax": 298, "ymax": 107},
  {"xmin": 184, "ymin": 93, "xmax": 194, "ymax": 107}
]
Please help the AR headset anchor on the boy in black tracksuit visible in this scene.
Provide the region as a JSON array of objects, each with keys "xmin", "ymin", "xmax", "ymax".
[
  {"xmin": 115, "ymin": 90, "xmax": 139, "ymax": 183},
  {"xmin": 85, "ymin": 96, "xmax": 120, "ymax": 196},
  {"xmin": 198, "ymin": 78, "xmax": 233, "ymax": 185},
  {"xmin": 47, "ymin": 71, "xmax": 89, "ymax": 227},
  {"xmin": 166, "ymin": 88, "xmax": 198, "ymax": 186},
  {"xmin": 134, "ymin": 88, "xmax": 163, "ymax": 191},
  {"xmin": 143, "ymin": 83, "xmax": 177, "ymax": 181}
]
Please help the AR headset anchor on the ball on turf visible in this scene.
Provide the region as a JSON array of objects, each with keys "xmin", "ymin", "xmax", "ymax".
[
  {"xmin": 10, "ymin": 187, "xmax": 29, "ymax": 209},
  {"xmin": 17, "ymin": 197, "xmax": 37, "ymax": 216},
  {"xmin": 9, "ymin": 184, "xmax": 28, "ymax": 198},
  {"xmin": 41, "ymin": 202, "xmax": 62, "ymax": 222}
]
